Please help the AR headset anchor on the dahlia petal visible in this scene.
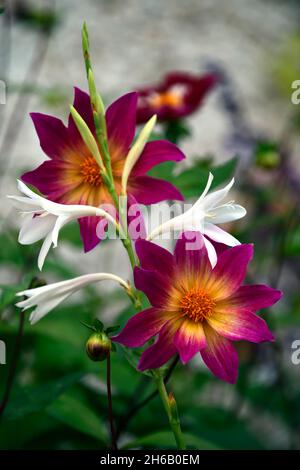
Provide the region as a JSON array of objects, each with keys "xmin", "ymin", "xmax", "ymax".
[
  {"xmin": 130, "ymin": 176, "xmax": 184, "ymax": 204},
  {"xmin": 208, "ymin": 309, "xmax": 274, "ymax": 343},
  {"xmin": 134, "ymin": 267, "xmax": 171, "ymax": 308},
  {"xmin": 68, "ymin": 87, "xmax": 95, "ymax": 139},
  {"xmin": 211, "ymin": 244, "xmax": 254, "ymax": 299},
  {"xmin": 21, "ymin": 160, "xmax": 77, "ymax": 199},
  {"xmin": 132, "ymin": 140, "xmax": 185, "ymax": 176},
  {"xmin": 174, "ymin": 319, "xmax": 206, "ymax": 364},
  {"xmin": 174, "ymin": 231, "xmax": 210, "ymax": 276},
  {"xmin": 106, "ymin": 92, "xmax": 137, "ymax": 153},
  {"xmin": 135, "ymin": 239, "xmax": 175, "ymax": 278},
  {"xmin": 30, "ymin": 112, "xmax": 70, "ymax": 160},
  {"xmin": 79, "ymin": 215, "xmax": 107, "ymax": 252},
  {"xmin": 113, "ymin": 307, "xmax": 173, "ymax": 347},
  {"xmin": 226, "ymin": 284, "xmax": 283, "ymax": 311},
  {"xmin": 138, "ymin": 319, "xmax": 180, "ymax": 371},
  {"xmin": 201, "ymin": 324, "xmax": 239, "ymax": 384}
]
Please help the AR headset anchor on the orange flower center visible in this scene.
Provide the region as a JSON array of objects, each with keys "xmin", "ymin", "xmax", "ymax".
[
  {"xmin": 80, "ymin": 156, "xmax": 102, "ymax": 186},
  {"xmin": 149, "ymin": 91, "xmax": 183, "ymax": 109},
  {"xmin": 180, "ymin": 288, "xmax": 215, "ymax": 322}
]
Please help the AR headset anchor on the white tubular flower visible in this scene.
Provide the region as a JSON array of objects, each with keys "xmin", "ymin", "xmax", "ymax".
[
  {"xmin": 8, "ymin": 180, "xmax": 118, "ymax": 270},
  {"xmin": 16, "ymin": 273, "xmax": 130, "ymax": 324},
  {"xmin": 121, "ymin": 114, "xmax": 157, "ymax": 194},
  {"xmin": 148, "ymin": 173, "xmax": 246, "ymax": 267}
]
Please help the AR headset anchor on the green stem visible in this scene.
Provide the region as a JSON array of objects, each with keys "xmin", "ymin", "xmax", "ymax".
[
  {"xmin": 0, "ymin": 277, "xmax": 41, "ymax": 419},
  {"xmin": 154, "ymin": 370, "xmax": 186, "ymax": 450},
  {"xmin": 106, "ymin": 353, "xmax": 118, "ymax": 450},
  {"xmin": 82, "ymin": 23, "xmax": 139, "ymax": 293}
]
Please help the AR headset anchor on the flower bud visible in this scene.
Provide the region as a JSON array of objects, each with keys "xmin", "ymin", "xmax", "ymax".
[
  {"xmin": 122, "ymin": 114, "xmax": 157, "ymax": 194},
  {"xmin": 255, "ymin": 142, "xmax": 281, "ymax": 169},
  {"xmin": 69, "ymin": 105, "xmax": 105, "ymax": 172},
  {"xmin": 168, "ymin": 392, "xmax": 178, "ymax": 419},
  {"xmin": 86, "ymin": 332, "xmax": 112, "ymax": 362}
]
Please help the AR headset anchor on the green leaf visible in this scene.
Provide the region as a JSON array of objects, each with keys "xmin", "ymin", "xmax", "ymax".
[
  {"xmin": 0, "ymin": 285, "xmax": 22, "ymax": 310},
  {"xmin": 4, "ymin": 372, "xmax": 84, "ymax": 419},
  {"xmin": 116, "ymin": 344, "xmax": 154, "ymax": 378},
  {"xmin": 106, "ymin": 325, "xmax": 120, "ymax": 335},
  {"xmin": 47, "ymin": 392, "xmax": 107, "ymax": 442},
  {"xmin": 0, "ymin": 412, "xmax": 59, "ymax": 450},
  {"xmin": 187, "ymin": 406, "xmax": 264, "ymax": 450},
  {"xmin": 149, "ymin": 156, "xmax": 238, "ymax": 199},
  {"xmin": 122, "ymin": 431, "xmax": 220, "ymax": 450},
  {"xmin": 175, "ymin": 156, "xmax": 238, "ymax": 199},
  {"xmin": 284, "ymin": 224, "xmax": 300, "ymax": 256},
  {"xmin": 93, "ymin": 319, "xmax": 104, "ymax": 332}
]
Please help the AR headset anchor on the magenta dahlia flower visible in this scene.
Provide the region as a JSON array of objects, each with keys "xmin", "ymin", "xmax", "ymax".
[
  {"xmin": 136, "ymin": 72, "xmax": 217, "ymax": 123},
  {"xmin": 22, "ymin": 89, "xmax": 185, "ymax": 252},
  {"xmin": 114, "ymin": 233, "xmax": 282, "ymax": 383}
]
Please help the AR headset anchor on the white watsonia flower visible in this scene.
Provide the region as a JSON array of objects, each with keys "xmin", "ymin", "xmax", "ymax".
[
  {"xmin": 16, "ymin": 273, "xmax": 130, "ymax": 324},
  {"xmin": 8, "ymin": 180, "xmax": 118, "ymax": 270},
  {"xmin": 147, "ymin": 173, "xmax": 246, "ymax": 267}
]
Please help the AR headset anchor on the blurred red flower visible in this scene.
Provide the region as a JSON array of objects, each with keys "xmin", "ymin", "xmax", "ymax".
[{"xmin": 136, "ymin": 72, "xmax": 218, "ymax": 123}]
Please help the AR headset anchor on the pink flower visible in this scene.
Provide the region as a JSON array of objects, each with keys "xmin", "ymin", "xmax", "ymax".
[
  {"xmin": 113, "ymin": 233, "xmax": 282, "ymax": 383},
  {"xmin": 22, "ymin": 89, "xmax": 185, "ymax": 252},
  {"xmin": 136, "ymin": 72, "xmax": 217, "ymax": 123}
]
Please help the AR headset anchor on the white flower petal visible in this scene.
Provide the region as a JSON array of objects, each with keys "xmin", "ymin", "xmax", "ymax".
[
  {"xmin": 192, "ymin": 172, "xmax": 214, "ymax": 210},
  {"xmin": 29, "ymin": 293, "xmax": 71, "ymax": 324},
  {"xmin": 18, "ymin": 214, "xmax": 56, "ymax": 245},
  {"xmin": 16, "ymin": 179, "xmax": 41, "ymax": 200},
  {"xmin": 38, "ymin": 232, "xmax": 54, "ymax": 271},
  {"xmin": 202, "ymin": 178, "xmax": 235, "ymax": 211},
  {"xmin": 147, "ymin": 213, "xmax": 185, "ymax": 240},
  {"xmin": 204, "ymin": 223, "xmax": 240, "ymax": 247},
  {"xmin": 16, "ymin": 273, "xmax": 130, "ymax": 323},
  {"xmin": 9, "ymin": 181, "xmax": 120, "ymax": 269},
  {"xmin": 7, "ymin": 195, "xmax": 42, "ymax": 212},
  {"xmin": 207, "ymin": 204, "xmax": 246, "ymax": 224},
  {"xmin": 203, "ymin": 236, "xmax": 218, "ymax": 268},
  {"xmin": 51, "ymin": 215, "xmax": 73, "ymax": 247}
]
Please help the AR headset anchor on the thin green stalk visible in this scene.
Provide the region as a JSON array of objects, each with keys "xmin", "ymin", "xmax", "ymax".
[
  {"xmin": 154, "ymin": 370, "xmax": 186, "ymax": 450},
  {"xmin": 0, "ymin": 277, "xmax": 41, "ymax": 419},
  {"xmin": 82, "ymin": 23, "xmax": 113, "ymax": 182},
  {"xmin": 106, "ymin": 353, "xmax": 118, "ymax": 450},
  {"xmin": 82, "ymin": 23, "xmax": 138, "ymax": 273},
  {"xmin": 116, "ymin": 355, "xmax": 179, "ymax": 439}
]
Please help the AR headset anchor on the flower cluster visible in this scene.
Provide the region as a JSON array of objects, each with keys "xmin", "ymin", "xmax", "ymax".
[{"xmin": 9, "ymin": 35, "xmax": 282, "ymax": 388}]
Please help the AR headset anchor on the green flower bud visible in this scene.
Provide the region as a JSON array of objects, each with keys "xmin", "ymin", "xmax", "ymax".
[
  {"xmin": 168, "ymin": 392, "xmax": 179, "ymax": 420},
  {"xmin": 255, "ymin": 142, "xmax": 281, "ymax": 169},
  {"xmin": 86, "ymin": 332, "xmax": 112, "ymax": 362},
  {"xmin": 69, "ymin": 105, "xmax": 105, "ymax": 171}
]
